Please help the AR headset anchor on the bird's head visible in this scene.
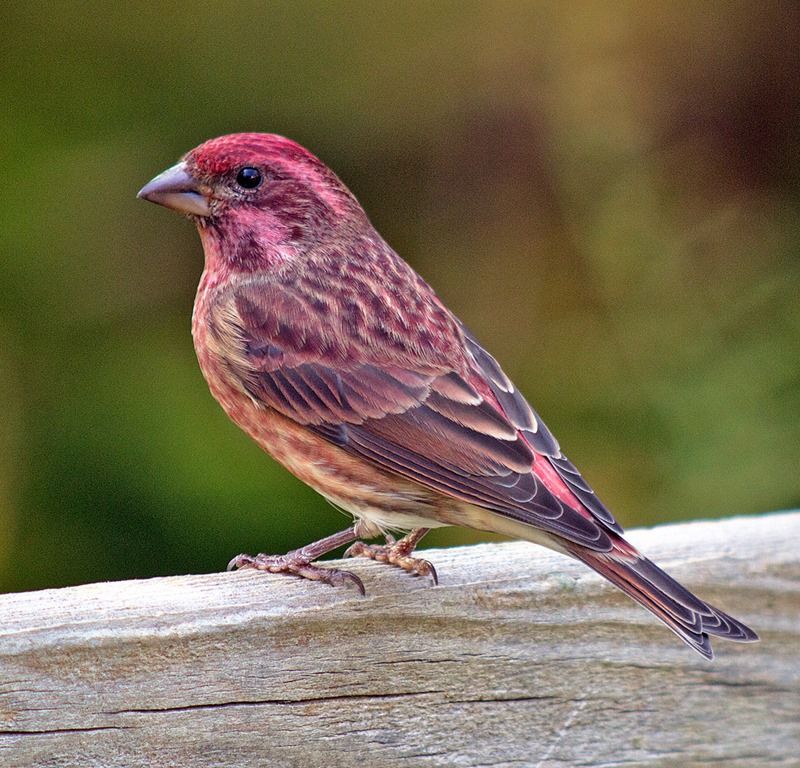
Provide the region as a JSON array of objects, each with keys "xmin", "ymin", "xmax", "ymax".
[{"xmin": 138, "ymin": 133, "xmax": 366, "ymax": 271}]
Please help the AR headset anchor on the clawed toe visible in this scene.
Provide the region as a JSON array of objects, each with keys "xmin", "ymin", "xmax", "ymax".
[
  {"xmin": 227, "ymin": 550, "xmax": 365, "ymax": 595},
  {"xmin": 344, "ymin": 539, "xmax": 438, "ymax": 585},
  {"xmin": 227, "ymin": 553, "xmax": 257, "ymax": 571},
  {"xmin": 226, "ymin": 526, "xmax": 434, "ymax": 593},
  {"xmin": 286, "ymin": 560, "xmax": 365, "ymax": 595}
]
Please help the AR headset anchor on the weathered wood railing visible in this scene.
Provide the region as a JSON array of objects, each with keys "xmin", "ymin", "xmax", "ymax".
[{"xmin": 0, "ymin": 512, "xmax": 797, "ymax": 767}]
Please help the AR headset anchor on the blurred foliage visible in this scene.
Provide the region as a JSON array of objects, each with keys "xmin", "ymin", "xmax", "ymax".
[{"xmin": 1, "ymin": 1, "xmax": 798, "ymax": 593}]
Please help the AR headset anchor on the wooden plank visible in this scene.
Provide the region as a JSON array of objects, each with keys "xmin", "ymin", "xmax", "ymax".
[{"xmin": 0, "ymin": 512, "xmax": 797, "ymax": 767}]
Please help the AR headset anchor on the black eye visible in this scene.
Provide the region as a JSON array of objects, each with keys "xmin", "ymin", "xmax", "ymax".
[{"xmin": 235, "ymin": 167, "xmax": 262, "ymax": 190}]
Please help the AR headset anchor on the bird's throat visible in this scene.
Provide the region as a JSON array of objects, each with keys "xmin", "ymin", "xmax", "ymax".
[{"xmin": 197, "ymin": 218, "xmax": 296, "ymax": 276}]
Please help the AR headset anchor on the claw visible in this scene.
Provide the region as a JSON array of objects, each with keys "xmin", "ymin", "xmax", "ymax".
[
  {"xmin": 420, "ymin": 560, "xmax": 439, "ymax": 586},
  {"xmin": 289, "ymin": 562, "xmax": 366, "ymax": 595},
  {"xmin": 227, "ymin": 553, "xmax": 256, "ymax": 571},
  {"xmin": 342, "ymin": 542, "xmax": 363, "ymax": 559},
  {"xmin": 225, "ymin": 525, "xmax": 364, "ymax": 592},
  {"xmin": 228, "ymin": 550, "xmax": 365, "ymax": 594},
  {"xmin": 345, "ymin": 530, "xmax": 438, "ymax": 585}
]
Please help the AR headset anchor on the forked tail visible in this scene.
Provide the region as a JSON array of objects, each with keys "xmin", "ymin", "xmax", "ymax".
[{"xmin": 565, "ymin": 540, "xmax": 759, "ymax": 658}]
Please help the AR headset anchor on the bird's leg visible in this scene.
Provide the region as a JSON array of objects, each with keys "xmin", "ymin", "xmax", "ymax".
[
  {"xmin": 227, "ymin": 525, "xmax": 365, "ymax": 594},
  {"xmin": 344, "ymin": 527, "xmax": 437, "ymax": 585}
]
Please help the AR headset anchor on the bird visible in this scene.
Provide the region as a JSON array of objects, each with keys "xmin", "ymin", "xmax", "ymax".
[{"xmin": 138, "ymin": 132, "xmax": 758, "ymax": 658}]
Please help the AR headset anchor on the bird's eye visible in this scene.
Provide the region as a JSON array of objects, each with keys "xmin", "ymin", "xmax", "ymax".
[{"xmin": 235, "ymin": 167, "xmax": 262, "ymax": 190}]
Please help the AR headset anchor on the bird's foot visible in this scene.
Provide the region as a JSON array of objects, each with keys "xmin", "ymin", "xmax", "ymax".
[
  {"xmin": 226, "ymin": 525, "xmax": 365, "ymax": 594},
  {"xmin": 344, "ymin": 528, "xmax": 437, "ymax": 585},
  {"xmin": 227, "ymin": 550, "xmax": 365, "ymax": 594}
]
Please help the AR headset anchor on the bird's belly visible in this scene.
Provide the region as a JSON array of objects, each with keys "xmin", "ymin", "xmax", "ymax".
[
  {"xmin": 194, "ymin": 341, "xmax": 443, "ymax": 533},
  {"xmin": 319, "ymin": 491, "xmax": 449, "ymax": 533},
  {"xmin": 231, "ymin": 395, "xmax": 443, "ymax": 533}
]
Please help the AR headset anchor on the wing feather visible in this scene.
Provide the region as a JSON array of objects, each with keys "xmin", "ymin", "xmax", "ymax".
[
  {"xmin": 463, "ymin": 328, "xmax": 624, "ymax": 534},
  {"xmin": 208, "ymin": 280, "xmax": 619, "ymax": 549}
]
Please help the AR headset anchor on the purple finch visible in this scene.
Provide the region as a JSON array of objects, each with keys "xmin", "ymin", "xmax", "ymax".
[{"xmin": 138, "ymin": 133, "xmax": 757, "ymax": 658}]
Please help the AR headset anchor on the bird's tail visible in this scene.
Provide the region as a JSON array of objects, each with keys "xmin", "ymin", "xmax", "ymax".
[{"xmin": 563, "ymin": 539, "xmax": 759, "ymax": 658}]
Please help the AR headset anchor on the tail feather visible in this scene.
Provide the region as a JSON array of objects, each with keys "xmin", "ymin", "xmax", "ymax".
[{"xmin": 565, "ymin": 542, "xmax": 759, "ymax": 659}]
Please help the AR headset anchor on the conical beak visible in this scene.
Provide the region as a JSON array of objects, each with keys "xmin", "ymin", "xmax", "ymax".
[{"xmin": 137, "ymin": 162, "xmax": 212, "ymax": 217}]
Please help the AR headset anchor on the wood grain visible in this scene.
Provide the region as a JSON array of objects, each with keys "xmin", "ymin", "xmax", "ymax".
[{"xmin": 0, "ymin": 512, "xmax": 798, "ymax": 767}]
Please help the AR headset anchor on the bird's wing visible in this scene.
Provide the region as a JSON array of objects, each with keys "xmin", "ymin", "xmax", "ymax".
[
  {"xmin": 460, "ymin": 328, "xmax": 623, "ymax": 535},
  {"xmin": 208, "ymin": 280, "xmax": 617, "ymax": 550}
]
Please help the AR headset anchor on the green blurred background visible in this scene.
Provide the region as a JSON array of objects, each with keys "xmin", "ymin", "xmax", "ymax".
[{"xmin": 1, "ymin": 2, "xmax": 798, "ymax": 593}]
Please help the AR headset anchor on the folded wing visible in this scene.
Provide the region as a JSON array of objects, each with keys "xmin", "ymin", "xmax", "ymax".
[{"xmin": 207, "ymin": 279, "xmax": 620, "ymax": 550}]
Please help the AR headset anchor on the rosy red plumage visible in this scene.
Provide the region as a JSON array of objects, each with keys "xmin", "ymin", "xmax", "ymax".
[{"xmin": 138, "ymin": 133, "xmax": 758, "ymax": 658}]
